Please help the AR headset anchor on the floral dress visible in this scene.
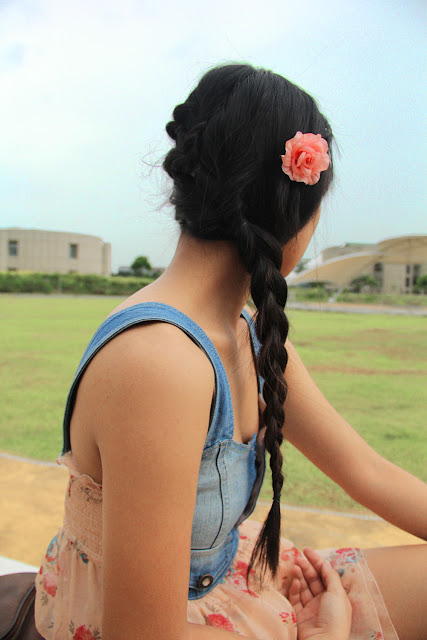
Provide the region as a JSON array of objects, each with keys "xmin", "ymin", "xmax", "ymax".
[{"xmin": 34, "ymin": 452, "xmax": 398, "ymax": 640}]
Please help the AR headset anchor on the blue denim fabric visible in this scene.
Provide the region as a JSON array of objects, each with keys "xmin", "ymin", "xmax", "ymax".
[{"xmin": 61, "ymin": 302, "xmax": 266, "ymax": 600}]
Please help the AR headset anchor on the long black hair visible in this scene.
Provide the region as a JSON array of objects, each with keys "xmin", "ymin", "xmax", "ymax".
[{"xmin": 163, "ymin": 63, "xmax": 334, "ymax": 584}]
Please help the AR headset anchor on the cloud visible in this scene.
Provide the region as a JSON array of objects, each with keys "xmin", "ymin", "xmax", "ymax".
[{"xmin": 1, "ymin": 0, "xmax": 426, "ymax": 268}]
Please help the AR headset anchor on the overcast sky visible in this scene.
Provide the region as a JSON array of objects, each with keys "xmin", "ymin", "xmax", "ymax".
[{"xmin": 1, "ymin": 0, "xmax": 426, "ymax": 271}]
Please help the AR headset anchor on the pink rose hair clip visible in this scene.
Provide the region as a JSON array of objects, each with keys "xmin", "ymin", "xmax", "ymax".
[{"xmin": 281, "ymin": 132, "xmax": 330, "ymax": 185}]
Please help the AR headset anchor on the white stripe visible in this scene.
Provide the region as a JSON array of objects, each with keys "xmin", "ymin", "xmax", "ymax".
[
  {"xmin": 0, "ymin": 451, "xmax": 58, "ymax": 467},
  {"xmin": 257, "ymin": 500, "xmax": 382, "ymax": 521}
]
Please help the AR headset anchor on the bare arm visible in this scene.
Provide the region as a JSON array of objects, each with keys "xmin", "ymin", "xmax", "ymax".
[
  {"xmin": 283, "ymin": 339, "xmax": 427, "ymax": 540},
  {"xmin": 88, "ymin": 323, "xmax": 251, "ymax": 639}
]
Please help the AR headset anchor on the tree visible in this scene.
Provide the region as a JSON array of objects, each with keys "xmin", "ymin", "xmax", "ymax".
[
  {"xmin": 294, "ymin": 259, "xmax": 309, "ymax": 273},
  {"xmin": 349, "ymin": 274, "xmax": 379, "ymax": 293},
  {"xmin": 131, "ymin": 255, "xmax": 152, "ymax": 276},
  {"xmin": 414, "ymin": 274, "xmax": 427, "ymax": 294}
]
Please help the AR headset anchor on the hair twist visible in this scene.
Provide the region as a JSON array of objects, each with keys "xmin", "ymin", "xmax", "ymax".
[
  {"xmin": 162, "ymin": 63, "xmax": 335, "ymax": 587},
  {"xmin": 232, "ymin": 218, "xmax": 289, "ymax": 580}
]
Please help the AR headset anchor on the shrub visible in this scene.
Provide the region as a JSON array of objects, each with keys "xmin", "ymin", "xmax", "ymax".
[
  {"xmin": 0, "ymin": 272, "xmax": 155, "ymax": 295},
  {"xmin": 348, "ymin": 275, "xmax": 379, "ymax": 293},
  {"xmin": 291, "ymin": 284, "xmax": 329, "ymax": 302},
  {"xmin": 414, "ymin": 274, "xmax": 427, "ymax": 294}
]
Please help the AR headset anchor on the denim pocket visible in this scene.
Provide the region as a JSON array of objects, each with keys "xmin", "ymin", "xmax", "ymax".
[
  {"xmin": 188, "ymin": 529, "xmax": 240, "ymax": 600},
  {"xmin": 191, "ymin": 440, "xmax": 257, "ymax": 550}
]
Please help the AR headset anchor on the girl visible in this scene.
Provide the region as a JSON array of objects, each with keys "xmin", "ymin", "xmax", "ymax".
[{"xmin": 35, "ymin": 63, "xmax": 427, "ymax": 640}]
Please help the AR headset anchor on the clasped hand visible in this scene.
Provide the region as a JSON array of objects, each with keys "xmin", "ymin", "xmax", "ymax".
[{"xmin": 288, "ymin": 547, "xmax": 352, "ymax": 640}]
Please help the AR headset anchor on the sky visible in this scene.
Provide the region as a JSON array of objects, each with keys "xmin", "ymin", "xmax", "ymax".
[{"xmin": 1, "ymin": 0, "xmax": 426, "ymax": 271}]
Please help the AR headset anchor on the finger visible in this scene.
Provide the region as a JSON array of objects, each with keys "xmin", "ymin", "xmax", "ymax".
[
  {"xmin": 292, "ymin": 556, "xmax": 317, "ymax": 604},
  {"xmin": 293, "ymin": 548, "xmax": 325, "ymax": 596},
  {"xmin": 288, "ymin": 571, "xmax": 303, "ymax": 613},
  {"xmin": 288, "ymin": 566, "xmax": 302, "ymax": 607},
  {"xmin": 290, "ymin": 563, "xmax": 312, "ymax": 608},
  {"xmin": 320, "ymin": 560, "xmax": 347, "ymax": 596},
  {"xmin": 290, "ymin": 564, "xmax": 302, "ymax": 580},
  {"xmin": 296, "ymin": 567, "xmax": 314, "ymax": 607},
  {"xmin": 302, "ymin": 547, "xmax": 326, "ymax": 575}
]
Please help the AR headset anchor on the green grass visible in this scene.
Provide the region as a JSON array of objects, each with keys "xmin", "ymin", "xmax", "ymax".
[
  {"xmin": 0, "ymin": 296, "xmax": 120, "ymax": 460},
  {"xmin": 335, "ymin": 292, "xmax": 427, "ymax": 306},
  {"xmin": 1, "ymin": 296, "xmax": 426, "ymax": 512},
  {"xmin": 290, "ymin": 287, "xmax": 427, "ymax": 307},
  {"xmin": 259, "ymin": 310, "xmax": 427, "ymax": 511}
]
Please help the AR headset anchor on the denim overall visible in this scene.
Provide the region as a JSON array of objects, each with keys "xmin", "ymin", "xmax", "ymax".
[{"xmin": 61, "ymin": 302, "xmax": 266, "ymax": 600}]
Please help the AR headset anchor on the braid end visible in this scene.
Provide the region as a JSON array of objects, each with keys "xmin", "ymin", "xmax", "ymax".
[{"xmin": 246, "ymin": 499, "xmax": 282, "ymax": 591}]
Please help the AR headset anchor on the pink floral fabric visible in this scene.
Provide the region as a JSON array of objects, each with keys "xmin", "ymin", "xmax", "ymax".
[{"xmin": 35, "ymin": 452, "xmax": 398, "ymax": 639}]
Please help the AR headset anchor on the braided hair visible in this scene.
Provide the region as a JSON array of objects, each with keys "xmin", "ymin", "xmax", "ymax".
[{"xmin": 163, "ymin": 63, "xmax": 334, "ymax": 584}]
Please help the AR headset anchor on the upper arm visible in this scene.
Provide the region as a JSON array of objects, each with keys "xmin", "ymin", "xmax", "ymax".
[
  {"xmin": 87, "ymin": 323, "xmax": 214, "ymax": 639},
  {"xmin": 283, "ymin": 339, "xmax": 381, "ymax": 497},
  {"xmin": 243, "ymin": 304, "xmax": 378, "ymax": 491}
]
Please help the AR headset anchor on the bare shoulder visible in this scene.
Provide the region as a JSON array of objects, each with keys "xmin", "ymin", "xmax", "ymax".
[
  {"xmin": 71, "ymin": 321, "xmax": 215, "ymax": 476},
  {"xmin": 82, "ymin": 322, "xmax": 215, "ymax": 636},
  {"xmin": 91, "ymin": 319, "xmax": 216, "ymax": 468},
  {"xmin": 81, "ymin": 320, "xmax": 215, "ymax": 405}
]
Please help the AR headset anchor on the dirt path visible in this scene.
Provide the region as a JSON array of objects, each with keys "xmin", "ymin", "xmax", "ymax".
[{"xmin": 0, "ymin": 454, "xmax": 421, "ymax": 567}]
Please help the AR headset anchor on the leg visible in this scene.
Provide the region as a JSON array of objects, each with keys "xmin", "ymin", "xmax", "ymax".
[{"xmin": 363, "ymin": 544, "xmax": 427, "ymax": 640}]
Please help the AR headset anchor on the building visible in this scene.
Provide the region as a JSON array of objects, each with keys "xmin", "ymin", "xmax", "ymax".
[
  {"xmin": 0, "ymin": 229, "xmax": 111, "ymax": 276},
  {"xmin": 288, "ymin": 235, "xmax": 427, "ymax": 294}
]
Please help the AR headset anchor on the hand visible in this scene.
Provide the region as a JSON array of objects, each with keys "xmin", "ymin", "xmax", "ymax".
[{"xmin": 288, "ymin": 548, "xmax": 352, "ymax": 640}]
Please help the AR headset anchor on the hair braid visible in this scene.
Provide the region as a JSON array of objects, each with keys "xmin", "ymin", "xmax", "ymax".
[
  {"xmin": 232, "ymin": 219, "xmax": 290, "ymax": 582},
  {"xmin": 162, "ymin": 62, "xmax": 335, "ymax": 589}
]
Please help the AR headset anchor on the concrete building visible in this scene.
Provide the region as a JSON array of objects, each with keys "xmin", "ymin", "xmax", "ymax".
[
  {"xmin": 0, "ymin": 229, "xmax": 111, "ymax": 276},
  {"xmin": 288, "ymin": 235, "xmax": 427, "ymax": 294}
]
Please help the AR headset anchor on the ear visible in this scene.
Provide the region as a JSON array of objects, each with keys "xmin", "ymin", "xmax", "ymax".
[{"xmin": 280, "ymin": 208, "xmax": 321, "ymax": 277}]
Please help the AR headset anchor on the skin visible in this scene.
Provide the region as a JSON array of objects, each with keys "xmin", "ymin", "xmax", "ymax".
[
  {"xmin": 288, "ymin": 548, "xmax": 352, "ymax": 640},
  {"xmin": 70, "ymin": 210, "xmax": 427, "ymax": 639}
]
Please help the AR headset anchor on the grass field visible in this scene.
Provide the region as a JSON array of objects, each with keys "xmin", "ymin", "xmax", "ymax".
[
  {"xmin": 290, "ymin": 287, "xmax": 427, "ymax": 307},
  {"xmin": 1, "ymin": 295, "xmax": 426, "ymax": 513}
]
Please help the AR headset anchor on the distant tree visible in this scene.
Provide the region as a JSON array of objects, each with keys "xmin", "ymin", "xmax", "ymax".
[
  {"xmin": 294, "ymin": 259, "xmax": 309, "ymax": 273},
  {"xmin": 131, "ymin": 255, "xmax": 152, "ymax": 276},
  {"xmin": 349, "ymin": 274, "xmax": 379, "ymax": 293},
  {"xmin": 414, "ymin": 274, "xmax": 427, "ymax": 294}
]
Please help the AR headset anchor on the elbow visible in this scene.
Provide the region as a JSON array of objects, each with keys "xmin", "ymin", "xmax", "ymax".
[{"xmin": 342, "ymin": 452, "xmax": 389, "ymax": 507}]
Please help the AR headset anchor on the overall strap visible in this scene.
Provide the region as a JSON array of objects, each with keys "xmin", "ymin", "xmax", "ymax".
[
  {"xmin": 240, "ymin": 307, "xmax": 265, "ymax": 399},
  {"xmin": 62, "ymin": 302, "xmax": 243, "ymax": 454}
]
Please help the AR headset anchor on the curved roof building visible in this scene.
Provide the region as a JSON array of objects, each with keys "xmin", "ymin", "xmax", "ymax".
[
  {"xmin": 288, "ymin": 235, "xmax": 427, "ymax": 293},
  {"xmin": 0, "ymin": 228, "xmax": 111, "ymax": 276}
]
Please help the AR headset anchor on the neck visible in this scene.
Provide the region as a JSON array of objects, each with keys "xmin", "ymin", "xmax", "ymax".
[{"xmin": 147, "ymin": 231, "xmax": 251, "ymax": 336}]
